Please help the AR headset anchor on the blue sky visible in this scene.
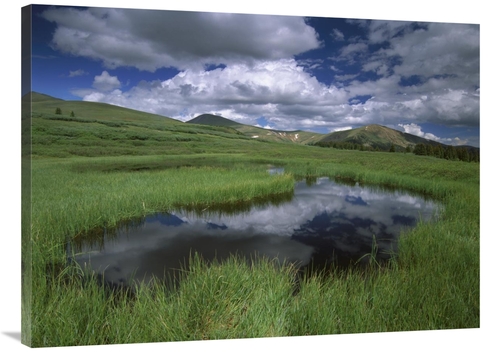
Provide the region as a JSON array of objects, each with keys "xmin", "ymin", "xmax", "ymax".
[{"xmin": 29, "ymin": 3, "xmax": 480, "ymax": 147}]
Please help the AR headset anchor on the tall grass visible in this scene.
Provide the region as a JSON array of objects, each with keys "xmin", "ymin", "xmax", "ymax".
[{"xmin": 32, "ymin": 253, "xmax": 299, "ymax": 346}]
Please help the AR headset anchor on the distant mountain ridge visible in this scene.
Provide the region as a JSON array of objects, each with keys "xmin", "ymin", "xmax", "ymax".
[
  {"xmin": 186, "ymin": 114, "xmax": 324, "ymax": 144},
  {"xmin": 318, "ymin": 124, "xmax": 479, "ymax": 152},
  {"xmin": 186, "ymin": 113, "xmax": 469, "ymax": 151},
  {"xmin": 187, "ymin": 114, "xmax": 244, "ymax": 127},
  {"xmin": 317, "ymin": 124, "xmax": 442, "ymax": 151}
]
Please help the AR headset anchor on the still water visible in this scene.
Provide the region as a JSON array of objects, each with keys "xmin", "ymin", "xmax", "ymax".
[{"xmin": 71, "ymin": 177, "xmax": 438, "ymax": 289}]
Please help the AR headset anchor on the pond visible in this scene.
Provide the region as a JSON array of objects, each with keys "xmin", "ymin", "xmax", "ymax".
[{"xmin": 70, "ymin": 177, "xmax": 439, "ymax": 291}]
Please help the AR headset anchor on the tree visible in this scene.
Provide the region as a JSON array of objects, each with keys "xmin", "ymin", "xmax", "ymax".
[
  {"xmin": 470, "ymin": 149, "xmax": 479, "ymax": 162},
  {"xmin": 70, "ymin": 111, "xmax": 75, "ymax": 117},
  {"xmin": 389, "ymin": 144, "xmax": 395, "ymax": 152},
  {"xmin": 444, "ymin": 145, "xmax": 457, "ymax": 160},
  {"xmin": 433, "ymin": 145, "xmax": 444, "ymax": 159},
  {"xmin": 55, "ymin": 107, "xmax": 62, "ymax": 115},
  {"xmin": 425, "ymin": 144, "xmax": 433, "ymax": 156},
  {"xmin": 413, "ymin": 143, "xmax": 426, "ymax": 156}
]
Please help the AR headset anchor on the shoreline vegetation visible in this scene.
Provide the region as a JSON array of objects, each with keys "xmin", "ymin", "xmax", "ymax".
[{"xmin": 22, "ymin": 96, "xmax": 479, "ymax": 347}]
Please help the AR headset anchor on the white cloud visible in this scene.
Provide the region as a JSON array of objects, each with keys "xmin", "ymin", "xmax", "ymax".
[
  {"xmin": 79, "ymin": 59, "xmax": 352, "ymax": 128},
  {"xmin": 453, "ymin": 137, "xmax": 468, "ymax": 146},
  {"xmin": 339, "ymin": 42, "xmax": 368, "ymax": 57},
  {"xmin": 255, "ymin": 124, "xmax": 274, "ymax": 130},
  {"xmin": 330, "ymin": 126, "xmax": 353, "ymax": 132},
  {"xmin": 398, "ymin": 123, "xmax": 455, "ymax": 144},
  {"xmin": 332, "ymin": 20, "xmax": 480, "ymax": 129},
  {"xmin": 92, "ymin": 71, "xmax": 121, "ymax": 92},
  {"xmin": 399, "ymin": 123, "xmax": 435, "ymax": 139},
  {"xmin": 81, "ymin": 91, "xmax": 106, "ymax": 102}
]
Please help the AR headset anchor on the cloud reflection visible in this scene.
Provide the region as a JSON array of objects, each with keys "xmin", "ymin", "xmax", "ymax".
[{"xmin": 73, "ymin": 178, "xmax": 438, "ymax": 286}]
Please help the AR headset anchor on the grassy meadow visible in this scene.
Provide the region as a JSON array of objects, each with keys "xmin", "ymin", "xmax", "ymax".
[{"xmin": 22, "ymin": 94, "xmax": 479, "ymax": 347}]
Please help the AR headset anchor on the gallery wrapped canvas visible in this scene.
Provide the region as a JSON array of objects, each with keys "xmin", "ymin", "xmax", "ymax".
[{"xmin": 19, "ymin": 1, "xmax": 483, "ymax": 350}]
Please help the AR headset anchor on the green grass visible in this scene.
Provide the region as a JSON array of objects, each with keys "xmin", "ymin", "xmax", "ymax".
[{"xmin": 22, "ymin": 95, "xmax": 480, "ymax": 347}]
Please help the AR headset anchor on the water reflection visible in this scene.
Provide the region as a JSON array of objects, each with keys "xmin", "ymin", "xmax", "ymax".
[{"xmin": 71, "ymin": 178, "xmax": 438, "ymax": 289}]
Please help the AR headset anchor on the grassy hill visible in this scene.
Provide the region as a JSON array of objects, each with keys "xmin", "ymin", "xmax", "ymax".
[
  {"xmin": 27, "ymin": 92, "xmax": 182, "ymax": 124},
  {"xmin": 27, "ymin": 92, "xmax": 265, "ymax": 158},
  {"xmin": 316, "ymin": 124, "xmax": 445, "ymax": 151},
  {"xmin": 26, "ymin": 92, "xmax": 478, "ymax": 161},
  {"xmin": 187, "ymin": 113, "xmax": 324, "ymax": 145}
]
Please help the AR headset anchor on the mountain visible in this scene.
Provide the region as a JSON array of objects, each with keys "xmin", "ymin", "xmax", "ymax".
[
  {"xmin": 187, "ymin": 114, "xmax": 244, "ymax": 128},
  {"xmin": 316, "ymin": 124, "xmax": 446, "ymax": 151},
  {"xmin": 187, "ymin": 114, "xmax": 324, "ymax": 144}
]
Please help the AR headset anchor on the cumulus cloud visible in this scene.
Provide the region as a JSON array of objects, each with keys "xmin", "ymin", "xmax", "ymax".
[
  {"xmin": 78, "ymin": 60, "xmax": 350, "ymax": 128},
  {"xmin": 389, "ymin": 23, "xmax": 479, "ymax": 83},
  {"xmin": 92, "ymin": 71, "xmax": 121, "ymax": 92},
  {"xmin": 78, "ymin": 56, "xmax": 478, "ymax": 135},
  {"xmin": 398, "ymin": 123, "xmax": 454, "ymax": 144},
  {"xmin": 41, "ymin": 7, "xmax": 321, "ymax": 72},
  {"xmin": 332, "ymin": 20, "xmax": 480, "ymax": 130}
]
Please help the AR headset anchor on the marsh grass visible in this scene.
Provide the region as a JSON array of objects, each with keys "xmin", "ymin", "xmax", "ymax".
[
  {"xmin": 30, "ymin": 158, "xmax": 295, "ymax": 267},
  {"xmin": 32, "ymin": 253, "xmax": 299, "ymax": 345}
]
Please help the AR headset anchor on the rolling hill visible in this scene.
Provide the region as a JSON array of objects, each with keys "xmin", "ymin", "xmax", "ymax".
[
  {"xmin": 25, "ymin": 92, "xmax": 260, "ymax": 158},
  {"xmin": 26, "ymin": 92, "xmax": 183, "ymax": 125},
  {"xmin": 25, "ymin": 92, "xmax": 477, "ymax": 156}
]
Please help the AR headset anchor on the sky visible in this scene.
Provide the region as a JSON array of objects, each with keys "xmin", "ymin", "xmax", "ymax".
[{"xmin": 29, "ymin": 3, "xmax": 480, "ymax": 147}]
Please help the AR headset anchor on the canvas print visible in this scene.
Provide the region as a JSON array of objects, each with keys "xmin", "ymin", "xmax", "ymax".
[{"xmin": 21, "ymin": 3, "xmax": 480, "ymax": 348}]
